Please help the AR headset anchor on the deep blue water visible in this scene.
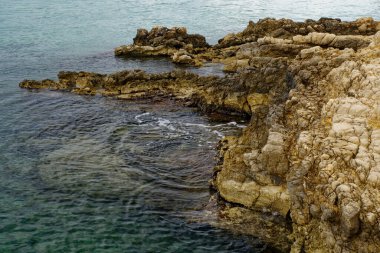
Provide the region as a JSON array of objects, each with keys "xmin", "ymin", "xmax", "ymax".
[{"xmin": 1, "ymin": 0, "xmax": 380, "ymax": 252}]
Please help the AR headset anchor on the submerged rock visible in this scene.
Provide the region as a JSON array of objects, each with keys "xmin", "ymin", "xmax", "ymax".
[{"xmin": 20, "ymin": 18, "xmax": 380, "ymax": 253}]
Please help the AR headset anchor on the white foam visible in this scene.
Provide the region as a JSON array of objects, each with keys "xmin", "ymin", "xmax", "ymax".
[
  {"xmin": 183, "ymin": 122, "xmax": 209, "ymax": 128},
  {"xmin": 227, "ymin": 121, "xmax": 246, "ymax": 128},
  {"xmin": 184, "ymin": 121, "xmax": 246, "ymax": 129},
  {"xmin": 134, "ymin": 112, "xmax": 150, "ymax": 123},
  {"xmin": 157, "ymin": 118, "xmax": 176, "ymax": 131},
  {"xmin": 212, "ymin": 130, "xmax": 224, "ymax": 138}
]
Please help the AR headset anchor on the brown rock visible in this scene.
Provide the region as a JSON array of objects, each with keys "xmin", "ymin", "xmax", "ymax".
[{"xmin": 20, "ymin": 17, "xmax": 380, "ymax": 253}]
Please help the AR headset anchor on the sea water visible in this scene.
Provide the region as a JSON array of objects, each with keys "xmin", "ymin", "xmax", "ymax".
[{"xmin": 0, "ymin": 0, "xmax": 379, "ymax": 252}]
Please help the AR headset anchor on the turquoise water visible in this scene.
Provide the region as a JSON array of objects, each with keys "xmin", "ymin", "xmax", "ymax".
[{"xmin": 1, "ymin": 0, "xmax": 380, "ymax": 252}]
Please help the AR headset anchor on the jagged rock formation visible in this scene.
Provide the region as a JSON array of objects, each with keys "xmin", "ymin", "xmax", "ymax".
[
  {"xmin": 19, "ymin": 69, "xmax": 283, "ymax": 117},
  {"xmin": 217, "ymin": 17, "xmax": 379, "ymax": 48},
  {"xmin": 214, "ymin": 26, "xmax": 380, "ymax": 253},
  {"xmin": 115, "ymin": 26, "xmax": 209, "ymax": 66},
  {"xmin": 20, "ymin": 18, "xmax": 380, "ymax": 253},
  {"xmin": 114, "ymin": 18, "xmax": 379, "ymax": 68}
]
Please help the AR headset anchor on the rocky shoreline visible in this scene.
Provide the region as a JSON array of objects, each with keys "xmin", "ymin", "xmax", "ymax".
[{"xmin": 20, "ymin": 17, "xmax": 380, "ymax": 252}]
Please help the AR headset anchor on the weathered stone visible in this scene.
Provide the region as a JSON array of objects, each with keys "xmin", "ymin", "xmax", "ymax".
[
  {"xmin": 115, "ymin": 26, "xmax": 209, "ymax": 63},
  {"xmin": 216, "ymin": 17, "xmax": 380, "ymax": 48},
  {"xmin": 20, "ymin": 17, "xmax": 380, "ymax": 253},
  {"xmin": 293, "ymin": 32, "xmax": 372, "ymax": 49},
  {"xmin": 171, "ymin": 49, "xmax": 203, "ymax": 66}
]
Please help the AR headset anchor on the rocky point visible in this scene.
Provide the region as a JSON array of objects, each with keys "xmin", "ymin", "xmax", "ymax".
[{"xmin": 20, "ymin": 17, "xmax": 380, "ymax": 253}]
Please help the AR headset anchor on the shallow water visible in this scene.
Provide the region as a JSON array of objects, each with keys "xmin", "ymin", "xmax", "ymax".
[
  {"xmin": 0, "ymin": 91, "xmax": 253, "ymax": 252},
  {"xmin": 1, "ymin": 0, "xmax": 380, "ymax": 252}
]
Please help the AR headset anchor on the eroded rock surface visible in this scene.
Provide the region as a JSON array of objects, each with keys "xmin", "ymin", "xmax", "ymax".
[
  {"xmin": 115, "ymin": 26, "xmax": 209, "ymax": 66},
  {"xmin": 217, "ymin": 17, "xmax": 379, "ymax": 48},
  {"xmin": 214, "ymin": 32, "xmax": 380, "ymax": 253},
  {"xmin": 20, "ymin": 18, "xmax": 380, "ymax": 253},
  {"xmin": 115, "ymin": 18, "xmax": 379, "ymax": 68},
  {"xmin": 20, "ymin": 68, "xmax": 288, "ymax": 118}
]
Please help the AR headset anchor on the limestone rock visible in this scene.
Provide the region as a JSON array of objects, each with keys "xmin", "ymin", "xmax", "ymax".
[
  {"xmin": 115, "ymin": 26, "xmax": 209, "ymax": 60},
  {"xmin": 171, "ymin": 50, "xmax": 203, "ymax": 66},
  {"xmin": 20, "ymin": 17, "xmax": 380, "ymax": 253},
  {"xmin": 216, "ymin": 17, "xmax": 380, "ymax": 48},
  {"xmin": 293, "ymin": 32, "xmax": 372, "ymax": 49}
]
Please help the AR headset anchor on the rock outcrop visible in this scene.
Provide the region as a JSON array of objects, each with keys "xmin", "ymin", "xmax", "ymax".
[
  {"xmin": 20, "ymin": 18, "xmax": 380, "ymax": 253},
  {"xmin": 115, "ymin": 18, "xmax": 379, "ymax": 68},
  {"xmin": 20, "ymin": 67, "xmax": 288, "ymax": 118},
  {"xmin": 115, "ymin": 26, "xmax": 209, "ymax": 66},
  {"xmin": 214, "ymin": 30, "xmax": 380, "ymax": 253},
  {"xmin": 217, "ymin": 17, "xmax": 380, "ymax": 48}
]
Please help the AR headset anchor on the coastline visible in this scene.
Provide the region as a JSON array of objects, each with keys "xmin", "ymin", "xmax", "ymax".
[{"xmin": 20, "ymin": 17, "xmax": 380, "ymax": 252}]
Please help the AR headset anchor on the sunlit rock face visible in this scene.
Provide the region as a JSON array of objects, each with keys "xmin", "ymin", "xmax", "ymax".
[
  {"xmin": 114, "ymin": 18, "xmax": 380, "ymax": 69},
  {"xmin": 20, "ymin": 18, "xmax": 380, "ymax": 253},
  {"xmin": 215, "ymin": 31, "xmax": 380, "ymax": 252},
  {"xmin": 114, "ymin": 26, "xmax": 209, "ymax": 66}
]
